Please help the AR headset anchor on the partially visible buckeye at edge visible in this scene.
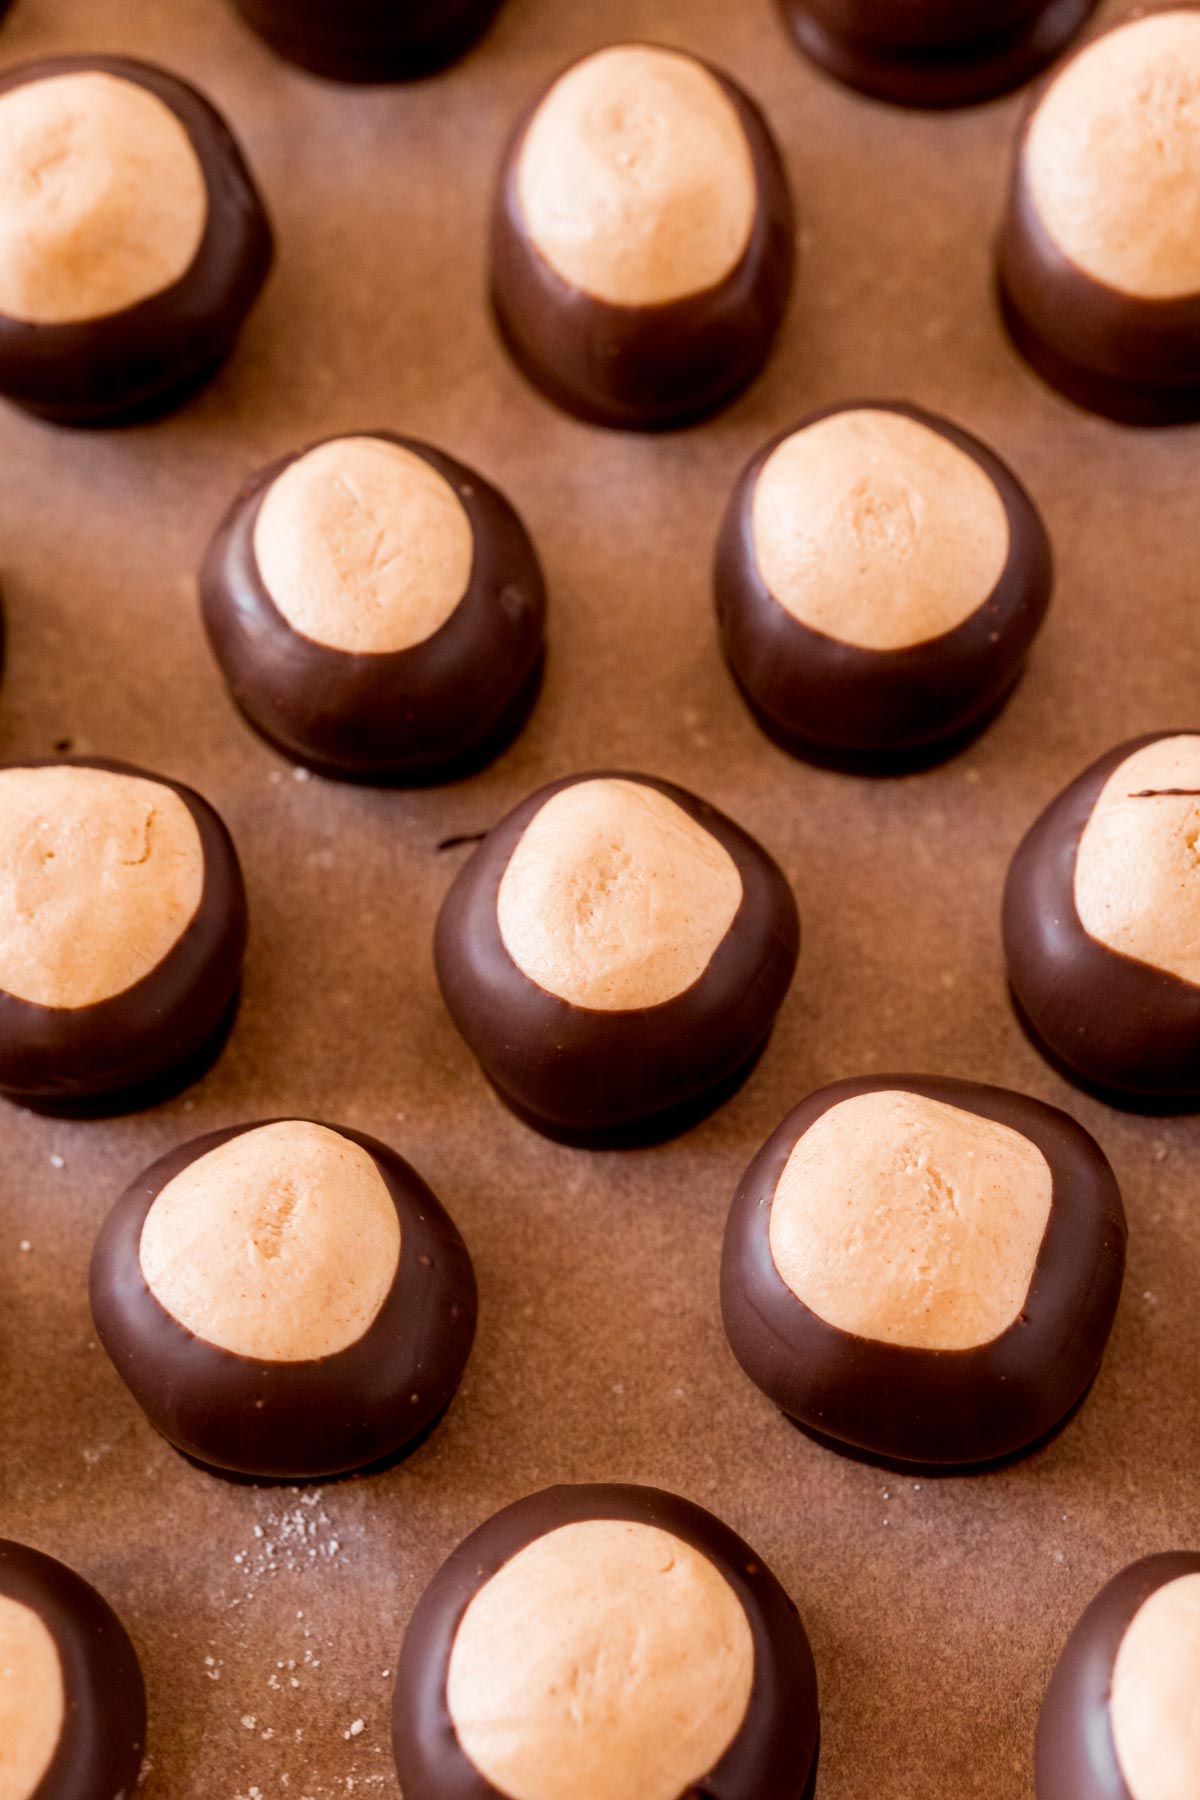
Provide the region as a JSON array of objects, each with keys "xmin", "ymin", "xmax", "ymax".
[
  {"xmin": 435, "ymin": 771, "xmax": 799, "ymax": 1145},
  {"xmin": 1004, "ymin": 732, "xmax": 1200, "ymax": 1107},
  {"xmin": 0, "ymin": 54, "xmax": 272, "ymax": 424},
  {"xmin": 722, "ymin": 1074, "xmax": 1126, "ymax": 1470}
]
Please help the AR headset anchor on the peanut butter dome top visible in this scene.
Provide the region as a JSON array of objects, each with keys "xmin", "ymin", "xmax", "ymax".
[
  {"xmin": 0, "ymin": 1596, "xmax": 63, "ymax": 1800},
  {"xmin": 751, "ymin": 409, "xmax": 1010, "ymax": 651},
  {"xmin": 496, "ymin": 778, "xmax": 743, "ymax": 1010},
  {"xmin": 253, "ymin": 438, "xmax": 475, "ymax": 655},
  {"xmin": 445, "ymin": 1518, "xmax": 755, "ymax": 1800},
  {"xmin": 1025, "ymin": 13, "xmax": 1200, "ymax": 300},
  {"xmin": 0, "ymin": 765, "xmax": 204, "ymax": 1010},
  {"xmin": 0, "ymin": 71, "xmax": 207, "ymax": 324}
]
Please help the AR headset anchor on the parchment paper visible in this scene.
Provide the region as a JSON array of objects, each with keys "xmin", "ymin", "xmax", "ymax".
[{"xmin": 0, "ymin": 1, "xmax": 1196, "ymax": 1794}]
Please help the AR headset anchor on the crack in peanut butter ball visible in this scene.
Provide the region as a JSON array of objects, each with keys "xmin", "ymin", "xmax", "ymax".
[{"xmin": 1004, "ymin": 731, "xmax": 1200, "ymax": 1103}]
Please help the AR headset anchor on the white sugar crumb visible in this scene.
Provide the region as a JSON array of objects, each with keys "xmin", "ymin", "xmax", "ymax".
[
  {"xmin": 49, "ymin": 1153, "xmax": 64, "ymax": 1169},
  {"xmin": 209, "ymin": 1491, "xmax": 390, "ymax": 1796},
  {"xmin": 293, "ymin": 766, "xmax": 311, "ymax": 782},
  {"xmin": 18, "ymin": 1239, "xmax": 30, "ymax": 1252},
  {"xmin": 226, "ymin": 1490, "xmax": 356, "ymax": 1593}
]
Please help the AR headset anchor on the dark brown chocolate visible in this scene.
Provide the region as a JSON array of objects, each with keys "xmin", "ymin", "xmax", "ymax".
[
  {"xmin": 490, "ymin": 48, "xmax": 794, "ymax": 431},
  {"xmin": 231, "ymin": 0, "xmax": 502, "ymax": 80},
  {"xmin": 1035, "ymin": 1551, "xmax": 1200, "ymax": 1799},
  {"xmin": 715, "ymin": 401, "xmax": 1052, "ymax": 770},
  {"xmin": 0, "ymin": 757, "xmax": 246, "ymax": 1112},
  {"xmin": 0, "ymin": 1537, "xmax": 146, "ymax": 1800},
  {"xmin": 998, "ymin": 24, "xmax": 1200, "ymax": 425},
  {"xmin": 721, "ymin": 1075, "xmax": 1126, "ymax": 1469},
  {"xmin": 90, "ymin": 1121, "xmax": 477, "ymax": 1480},
  {"xmin": 391, "ymin": 1482, "xmax": 820, "ymax": 1800},
  {"xmin": 434, "ymin": 772, "xmax": 799, "ymax": 1145},
  {"xmin": 780, "ymin": 0, "xmax": 1097, "ymax": 108},
  {"xmin": 1004, "ymin": 732, "xmax": 1200, "ymax": 1106},
  {"xmin": 0, "ymin": 56, "xmax": 272, "ymax": 427},
  {"xmin": 200, "ymin": 433, "xmax": 546, "ymax": 783}
]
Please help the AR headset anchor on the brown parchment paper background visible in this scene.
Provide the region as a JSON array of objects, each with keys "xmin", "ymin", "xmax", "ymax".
[{"xmin": 0, "ymin": 0, "xmax": 1197, "ymax": 1794}]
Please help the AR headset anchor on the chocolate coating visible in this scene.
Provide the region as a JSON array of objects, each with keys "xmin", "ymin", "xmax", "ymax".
[
  {"xmin": 0, "ymin": 1537, "xmax": 146, "ymax": 1800},
  {"xmin": 1004, "ymin": 733, "xmax": 1200, "ymax": 1105},
  {"xmin": 490, "ymin": 50, "xmax": 794, "ymax": 431},
  {"xmin": 391, "ymin": 1483, "xmax": 820, "ymax": 1800},
  {"xmin": 434, "ymin": 772, "xmax": 799, "ymax": 1145},
  {"xmin": 780, "ymin": 0, "xmax": 1098, "ymax": 108},
  {"xmin": 715, "ymin": 401, "xmax": 1052, "ymax": 769},
  {"xmin": 90, "ymin": 1121, "xmax": 477, "ymax": 1480},
  {"xmin": 1036, "ymin": 1551, "xmax": 1200, "ymax": 1799},
  {"xmin": 0, "ymin": 757, "xmax": 246, "ymax": 1111},
  {"xmin": 998, "ymin": 22, "xmax": 1200, "ymax": 425},
  {"xmin": 200, "ymin": 433, "xmax": 546, "ymax": 783},
  {"xmin": 721, "ymin": 1075, "xmax": 1126, "ymax": 1468},
  {"xmin": 231, "ymin": 0, "xmax": 502, "ymax": 80},
  {"xmin": 0, "ymin": 56, "xmax": 272, "ymax": 427}
]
